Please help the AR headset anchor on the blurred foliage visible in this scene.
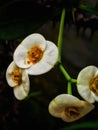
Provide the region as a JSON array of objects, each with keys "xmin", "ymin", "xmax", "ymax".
[
  {"xmin": 0, "ymin": 0, "xmax": 61, "ymax": 40},
  {"xmin": 61, "ymin": 122, "xmax": 98, "ymax": 130},
  {"xmin": 0, "ymin": 0, "xmax": 98, "ymax": 39},
  {"xmin": 79, "ymin": 4, "xmax": 98, "ymax": 15}
]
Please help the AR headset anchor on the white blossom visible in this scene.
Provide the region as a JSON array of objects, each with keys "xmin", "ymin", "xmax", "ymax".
[
  {"xmin": 48, "ymin": 94, "xmax": 94, "ymax": 122},
  {"xmin": 14, "ymin": 33, "xmax": 58, "ymax": 75},
  {"xmin": 77, "ymin": 65, "xmax": 98, "ymax": 103},
  {"xmin": 6, "ymin": 61, "xmax": 30, "ymax": 100}
]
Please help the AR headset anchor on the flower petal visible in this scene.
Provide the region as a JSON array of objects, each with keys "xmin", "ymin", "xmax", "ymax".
[
  {"xmin": 77, "ymin": 66, "xmax": 98, "ymax": 86},
  {"xmin": 49, "ymin": 94, "xmax": 81, "ymax": 118},
  {"xmin": 6, "ymin": 61, "xmax": 20, "ymax": 87},
  {"xmin": 61, "ymin": 99, "xmax": 94, "ymax": 122},
  {"xmin": 26, "ymin": 40, "xmax": 58, "ymax": 75},
  {"xmin": 48, "ymin": 94, "xmax": 94, "ymax": 122},
  {"xmin": 77, "ymin": 85, "xmax": 95, "ymax": 103},
  {"xmin": 92, "ymin": 92, "xmax": 98, "ymax": 102},
  {"xmin": 13, "ymin": 73, "xmax": 30, "ymax": 100},
  {"xmin": 77, "ymin": 66, "xmax": 98, "ymax": 103},
  {"xmin": 14, "ymin": 33, "xmax": 46, "ymax": 68}
]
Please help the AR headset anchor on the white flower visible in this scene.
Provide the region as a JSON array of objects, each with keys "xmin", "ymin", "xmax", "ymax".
[
  {"xmin": 13, "ymin": 33, "xmax": 58, "ymax": 75},
  {"xmin": 48, "ymin": 94, "xmax": 94, "ymax": 122},
  {"xmin": 6, "ymin": 61, "xmax": 30, "ymax": 100},
  {"xmin": 77, "ymin": 65, "xmax": 98, "ymax": 103}
]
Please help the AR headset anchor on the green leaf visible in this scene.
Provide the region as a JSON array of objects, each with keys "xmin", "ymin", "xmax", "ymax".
[
  {"xmin": 24, "ymin": 91, "xmax": 42, "ymax": 101},
  {"xmin": 60, "ymin": 122, "xmax": 98, "ymax": 130},
  {"xmin": 79, "ymin": 4, "xmax": 98, "ymax": 15}
]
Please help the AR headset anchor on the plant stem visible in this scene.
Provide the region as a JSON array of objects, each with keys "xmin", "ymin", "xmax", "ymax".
[
  {"xmin": 57, "ymin": 8, "xmax": 77, "ymax": 95},
  {"xmin": 57, "ymin": 8, "xmax": 71, "ymax": 81},
  {"xmin": 71, "ymin": 78, "xmax": 77, "ymax": 83},
  {"xmin": 67, "ymin": 82, "xmax": 72, "ymax": 95},
  {"xmin": 59, "ymin": 64, "xmax": 71, "ymax": 81},
  {"xmin": 57, "ymin": 8, "xmax": 77, "ymax": 83},
  {"xmin": 57, "ymin": 8, "xmax": 66, "ymax": 63}
]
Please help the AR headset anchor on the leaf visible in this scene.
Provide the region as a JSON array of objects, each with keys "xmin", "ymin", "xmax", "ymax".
[
  {"xmin": 60, "ymin": 122, "xmax": 98, "ymax": 130},
  {"xmin": 79, "ymin": 4, "xmax": 98, "ymax": 15}
]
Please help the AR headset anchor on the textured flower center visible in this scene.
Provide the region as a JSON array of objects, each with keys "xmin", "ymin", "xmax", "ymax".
[
  {"xmin": 89, "ymin": 77, "xmax": 98, "ymax": 95},
  {"xmin": 65, "ymin": 107, "xmax": 80, "ymax": 118},
  {"xmin": 27, "ymin": 46, "xmax": 43, "ymax": 64},
  {"xmin": 12, "ymin": 69, "xmax": 22, "ymax": 85}
]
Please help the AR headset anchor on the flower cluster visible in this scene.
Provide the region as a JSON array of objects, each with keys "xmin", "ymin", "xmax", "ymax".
[
  {"xmin": 6, "ymin": 33, "xmax": 58, "ymax": 100},
  {"xmin": 6, "ymin": 33, "xmax": 97, "ymax": 123},
  {"xmin": 47, "ymin": 7, "xmax": 98, "ymax": 123},
  {"xmin": 5, "ymin": 6, "xmax": 98, "ymax": 125},
  {"xmin": 48, "ymin": 65, "xmax": 98, "ymax": 122}
]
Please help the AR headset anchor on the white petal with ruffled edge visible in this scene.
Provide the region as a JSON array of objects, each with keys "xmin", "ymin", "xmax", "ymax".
[
  {"xmin": 6, "ymin": 61, "xmax": 30, "ymax": 100},
  {"xmin": 13, "ymin": 69, "xmax": 30, "ymax": 100},
  {"xmin": 49, "ymin": 94, "xmax": 80, "ymax": 118},
  {"xmin": 26, "ymin": 40, "xmax": 58, "ymax": 75},
  {"xmin": 77, "ymin": 66, "xmax": 98, "ymax": 103},
  {"xmin": 77, "ymin": 66, "xmax": 98, "ymax": 86},
  {"xmin": 13, "ymin": 80, "xmax": 30, "ymax": 100},
  {"xmin": 48, "ymin": 94, "xmax": 94, "ymax": 122},
  {"xmin": 14, "ymin": 33, "xmax": 46, "ymax": 69},
  {"xmin": 6, "ymin": 61, "xmax": 21, "ymax": 87}
]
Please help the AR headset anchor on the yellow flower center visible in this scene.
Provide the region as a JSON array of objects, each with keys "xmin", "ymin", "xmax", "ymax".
[
  {"xmin": 89, "ymin": 77, "xmax": 98, "ymax": 95},
  {"xmin": 12, "ymin": 69, "xmax": 22, "ymax": 85},
  {"xmin": 26, "ymin": 46, "xmax": 43, "ymax": 64},
  {"xmin": 65, "ymin": 107, "xmax": 80, "ymax": 118}
]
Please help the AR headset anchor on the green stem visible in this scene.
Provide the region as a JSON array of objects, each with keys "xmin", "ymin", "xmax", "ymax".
[
  {"xmin": 57, "ymin": 8, "xmax": 77, "ymax": 94},
  {"xmin": 59, "ymin": 64, "xmax": 71, "ymax": 81},
  {"xmin": 71, "ymin": 78, "xmax": 77, "ymax": 83},
  {"xmin": 67, "ymin": 82, "xmax": 72, "ymax": 95},
  {"xmin": 57, "ymin": 8, "xmax": 66, "ymax": 63}
]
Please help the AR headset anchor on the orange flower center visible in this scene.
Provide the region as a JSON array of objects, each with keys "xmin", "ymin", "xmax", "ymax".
[
  {"xmin": 26, "ymin": 46, "xmax": 43, "ymax": 64},
  {"xmin": 89, "ymin": 77, "xmax": 98, "ymax": 95},
  {"xmin": 12, "ymin": 69, "xmax": 22, "ymax": 85},
  {"xmin": 65, "ymin": 107, "xmax": 80, "ymax": 118}
]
